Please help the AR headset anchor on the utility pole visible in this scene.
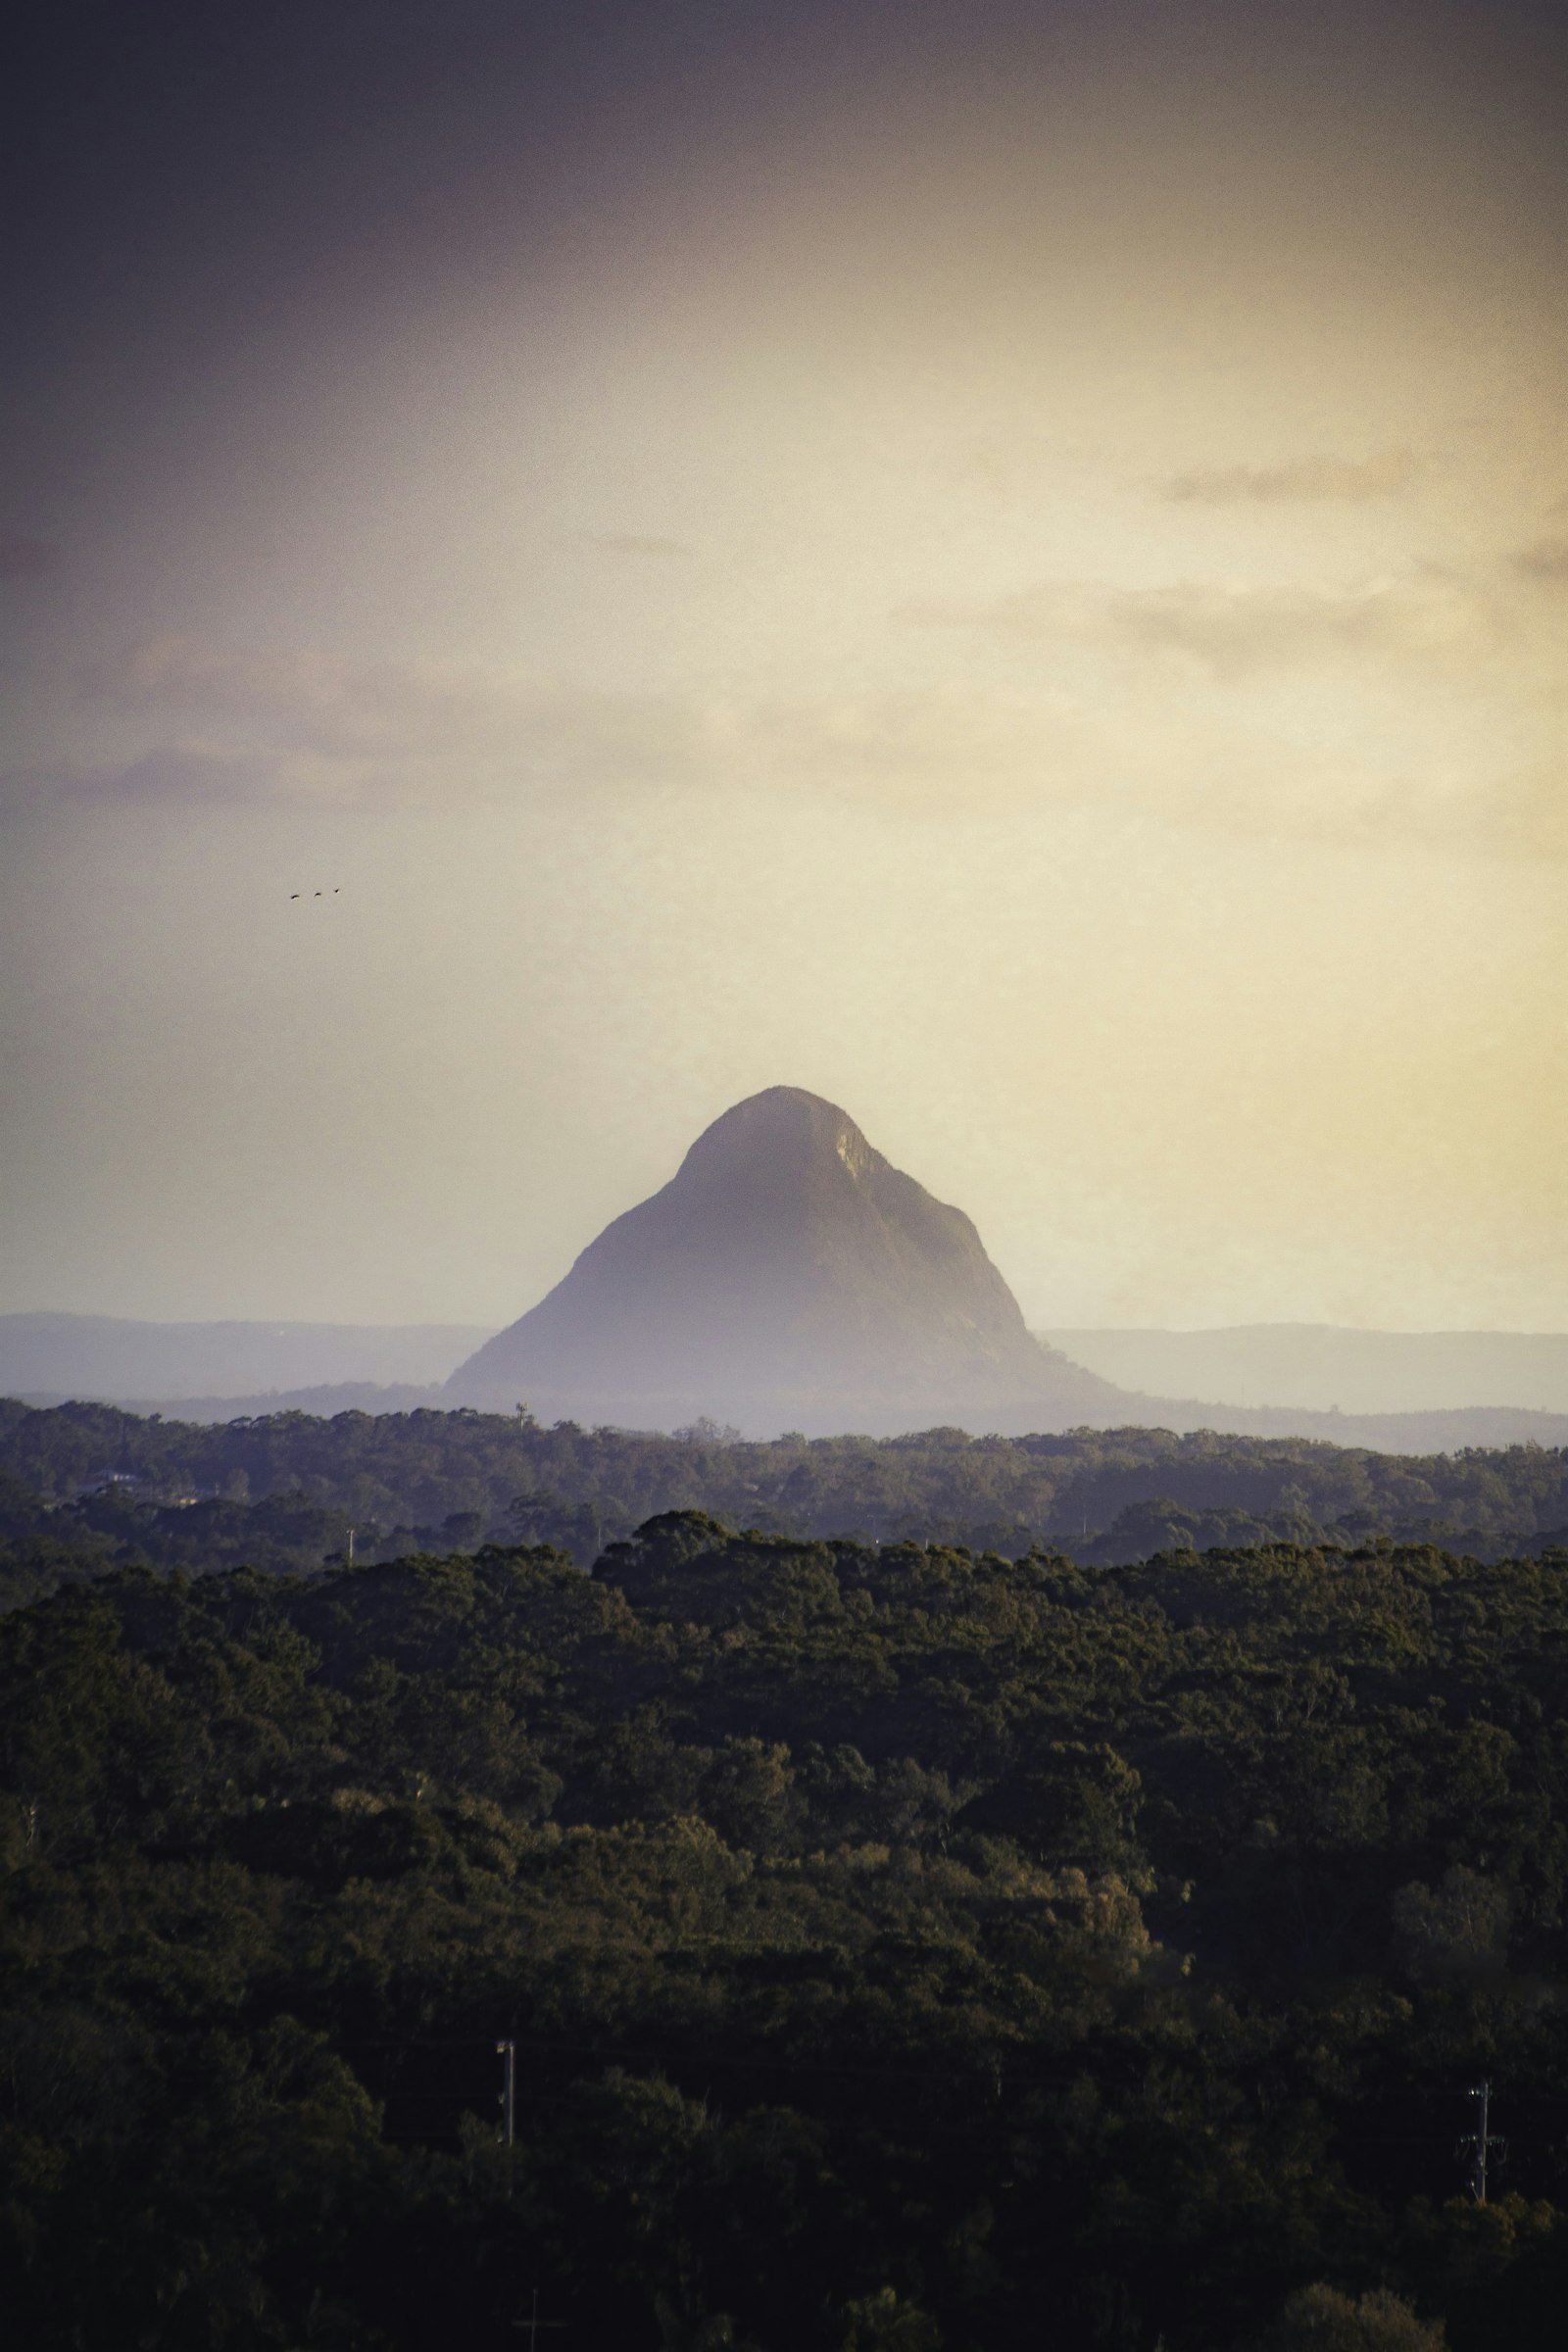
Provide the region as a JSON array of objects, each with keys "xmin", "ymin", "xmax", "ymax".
[
  {"xmin": 514, "ymin": 2287, "xmax": 565, "ymax": 2348},
  {"xmin": 496, "ymin": 2038, "xmax": 516, "ymax": 2148},
  {"xmin": 1462, "ymin": 2078, "xmax": 1504, "ymax": 2203},
  {"xmin": 346, "ymin": 1526, "xmax": 355, "ymax": 1567}
]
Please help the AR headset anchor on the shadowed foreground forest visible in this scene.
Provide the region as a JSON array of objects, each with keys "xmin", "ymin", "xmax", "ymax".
[{"xmin": 8, "ymin": 1506, "xmax": 1568, "ymax": 2348}]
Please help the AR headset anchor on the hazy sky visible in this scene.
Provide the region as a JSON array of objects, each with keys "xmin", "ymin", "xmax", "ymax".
[{"xmin": 3, "ymin": 0, "xmax": 1565, "ymax": 1332}]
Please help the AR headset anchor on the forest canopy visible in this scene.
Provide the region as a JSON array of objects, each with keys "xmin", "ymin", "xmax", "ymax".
[
  {"xmin": 6, "ymin": 1508, "xmax": 1568, "ymax": 2347},
  {"xmin": 2, "ymin": 1396, "xmax": 1565, "ymax": 1616}
]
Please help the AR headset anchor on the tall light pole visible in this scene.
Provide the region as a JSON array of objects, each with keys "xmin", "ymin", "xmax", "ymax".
[
  {"xmin": 496, "ymin": 2038, "xmax": 516, "ymax": 2148},
  {"xmin": 1463, "ymin": 2078, "xmax": 1503, "ymax": 2203}
]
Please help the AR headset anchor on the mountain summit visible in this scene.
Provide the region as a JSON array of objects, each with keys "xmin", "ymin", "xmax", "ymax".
[{"xmin": 447, "ymin": 1087, "xmax": 1116, "ymax": 1433}]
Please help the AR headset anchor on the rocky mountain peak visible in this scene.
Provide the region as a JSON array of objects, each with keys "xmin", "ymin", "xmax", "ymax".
[{"xmin": 447, "ymin": 1088, "xmax": 1117, "ymax": 1434}]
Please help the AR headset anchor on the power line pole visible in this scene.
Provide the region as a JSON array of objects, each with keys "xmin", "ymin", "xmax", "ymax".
[
  {"xmin": 496, "ymin": 2038, "xmax": 516, "ymax": 2148},
  {"xmin": 1462, "ymin": 2078, "xmax": 1504, "ymax": 2203},
  {"xmin": 514, "ymin": 2287, "xmax": 565, "ymax": 2348}
]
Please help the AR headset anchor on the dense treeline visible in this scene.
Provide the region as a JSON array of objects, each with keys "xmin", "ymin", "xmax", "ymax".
[
  {"xmin": 6, "ymin": 1514, "xmax": 1568, "ymax": 2346},
  {"xmin": 2, "ymin": 1398, "xmax": 1565, "ymax": 1617}
]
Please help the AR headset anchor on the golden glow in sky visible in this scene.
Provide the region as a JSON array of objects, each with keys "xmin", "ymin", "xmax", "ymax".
[{"xmin": 1, "ymin": 1, "xmax": 1564, "ymax": 1330}]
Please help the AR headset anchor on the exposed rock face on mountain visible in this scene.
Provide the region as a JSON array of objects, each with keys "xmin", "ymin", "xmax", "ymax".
[{"xmin": 447, "ymin": 1088, "xmax": 1121, "ymax": 1434}]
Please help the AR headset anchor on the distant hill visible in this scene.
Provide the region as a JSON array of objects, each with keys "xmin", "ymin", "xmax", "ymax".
[
  {"xmin": 447, "ymin": 1086, "xmax": 1117, "ymax": 1432},
  {"xmin": 1043, "ymin": 1325, "xmax": 1568, "ymax": 1416},
  {"xmin": 114, "ymin": 1383, "xmax": 447, "ymax": 1421},
  {"xmin": 13, "ymin": 1175, "xmax": 1563, "ymax": 1455},
  {"xmin": 32, "ymin": 1387, "xmax": 1567, "ymax": 1454},
  {"xmin": 0, "ymin": 1315, "xmax": 489, "ymax": 1405}
]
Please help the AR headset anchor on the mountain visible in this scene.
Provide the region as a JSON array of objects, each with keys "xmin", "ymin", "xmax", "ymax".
[
  {"xmin": 1040, "ymin": 1324, "xmax": 1568, "ymax": 1416},
  {"xmin": 0, "ymin": 1315, "xmax": 489, "ymax": 1406},
  {"xmin": 446, "ymin": 1087, "xmax": 1117, "ymax": 1432}
]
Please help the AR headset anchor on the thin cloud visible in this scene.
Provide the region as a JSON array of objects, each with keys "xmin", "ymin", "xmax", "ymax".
[
  {"xmin": 1512, "ymin": 538, "xmax": 1568, "ymax": 584},
  {"xmin": 41, "ymin": 622, "xmax": 1559, "ymax": 859},
  {"xmin": 0, "ymin": 532, "xmax": 59, "ymax": 579},
  {"xmin": 585, "ymin": 532, "xmax": 694, "ymax": 558},
  {"xmin": 1162, "ymin": 451, "xmax": 1423, "ymax": 504},
  {"xmin": 0, "ymin": 745, "xmax": 281, "ymax": 814},
  {"xmin": 902, "ymin": 572, "xmax": 1487, "ymax": 674},
  {"xmin": 77, "ymin": 640, "xmax": 716, "ymax": 796}
]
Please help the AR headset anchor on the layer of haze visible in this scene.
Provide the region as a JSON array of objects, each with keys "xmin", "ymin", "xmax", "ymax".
[{"xmin": 2, "ymin": 0, "xmax": 1564, "ymax": 1333}]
